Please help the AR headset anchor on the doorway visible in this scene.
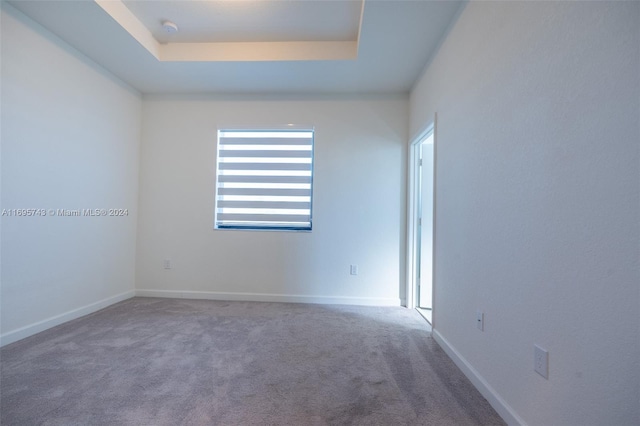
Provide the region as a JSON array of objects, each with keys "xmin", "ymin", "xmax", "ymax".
[{"xmin": 407, "ymin": 123, "xmax": 435, "ymax": 324}]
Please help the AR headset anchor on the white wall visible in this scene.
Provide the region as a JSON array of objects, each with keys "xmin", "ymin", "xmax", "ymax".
[
  {"xmin": 410, "ymin": 2, "xmax": 639, "ymax": 425},
  {"xmin": 1, "ymin": 4, "xmax": 141, "ymax": 345},
  {"xmin": 137, "ymin": 95, "xmax": 407, "ymax": 306}
]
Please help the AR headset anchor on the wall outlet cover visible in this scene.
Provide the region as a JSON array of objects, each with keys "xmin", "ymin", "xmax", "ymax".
[
  {"xmin": 476, "ymin": 311, "xmax": 484, "ymax": 331},
  {"xmin": 534, "ymin": 344, "xmax": 549, "ymax": 379}
]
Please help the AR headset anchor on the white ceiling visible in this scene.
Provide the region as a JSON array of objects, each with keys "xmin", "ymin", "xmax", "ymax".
[
  {"xmin": 7, "ymin": 0, "xmax": 464, "ymax": 94},
  {"xmin": 122, "ymin": 0, "xmax": 363, "ymax": 44}
]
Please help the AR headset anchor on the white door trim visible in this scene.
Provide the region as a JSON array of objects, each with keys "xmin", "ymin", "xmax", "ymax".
[{"xmin": 406, "ymin": 114, "xmax": 437, "ymax": 324}]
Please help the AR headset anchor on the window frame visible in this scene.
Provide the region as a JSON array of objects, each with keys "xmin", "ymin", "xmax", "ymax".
[{"xmin": 214, "ymin": 127, "xmax": 315, "ymax": 232}]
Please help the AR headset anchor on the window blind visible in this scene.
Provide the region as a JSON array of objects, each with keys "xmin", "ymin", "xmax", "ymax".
[{"xmin": 215, "ymin": 130, "xmax": 314, "ymax": 230}]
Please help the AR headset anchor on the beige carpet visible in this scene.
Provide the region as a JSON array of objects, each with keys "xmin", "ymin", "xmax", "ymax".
[{"xmin": 1, "ymin": 297, "xmax": 505, "ymax": 425}]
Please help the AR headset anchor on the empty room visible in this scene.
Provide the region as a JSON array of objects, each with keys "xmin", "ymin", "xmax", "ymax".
[{"xmin": 1, "ymin": 0, "xmax": 638, "ymax": 425}]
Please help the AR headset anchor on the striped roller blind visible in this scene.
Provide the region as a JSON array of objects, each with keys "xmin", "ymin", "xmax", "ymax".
[{"xmin": 215, "ymin": 130, "xmax": 314, "ymax": 230}]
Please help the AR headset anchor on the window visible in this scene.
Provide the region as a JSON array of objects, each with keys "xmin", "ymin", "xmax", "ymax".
[{"xmin": 215, "ymin": 129, "xmax": 314, "ymax": 231}]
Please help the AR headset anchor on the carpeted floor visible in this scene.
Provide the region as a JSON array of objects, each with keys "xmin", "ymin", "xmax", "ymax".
[{"xmin": 1, "ymin": 297, "xmax": 505, "ymax": 425}]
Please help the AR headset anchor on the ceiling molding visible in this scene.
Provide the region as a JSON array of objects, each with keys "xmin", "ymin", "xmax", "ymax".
[
  {"xmin": 95, "ymin": 0, "xmax": 361, "ymax": 62},
  {"xmin": 160, "ymin": 41, "xmax": 357, "ymax": 62},
  {"xmin": 355, "ymin": 0, "xmax": 366, "ymax": 55}
]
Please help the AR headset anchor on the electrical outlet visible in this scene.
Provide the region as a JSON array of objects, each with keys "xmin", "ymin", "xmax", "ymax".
[
  {"xmin": 476, "ymin": 311, "xmax": 484, "ymax": 331},
  {"xmin": 350, "ymin": 265, "xmax": 358, "ymax": 275},
  {"xmin": 534, "ymin": 345, "xmax": 549, "ymax": 379},
  {"xmin": 163, "ymin": 259, "xmax": 172, "ymax": 269}
]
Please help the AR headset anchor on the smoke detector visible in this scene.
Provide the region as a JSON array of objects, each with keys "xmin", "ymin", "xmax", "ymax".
[{"xmin": 161, "ymin": 20, "xmax": 178, "ymax": 34}]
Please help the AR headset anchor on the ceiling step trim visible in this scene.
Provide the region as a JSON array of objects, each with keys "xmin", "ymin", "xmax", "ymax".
[{"xmin": 95, "ymin": 0, "xmax": 360, "ymax": 62}]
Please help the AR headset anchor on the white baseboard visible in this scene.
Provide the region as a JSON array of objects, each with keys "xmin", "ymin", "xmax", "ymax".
[
  {"xmin": 432, "ymin": 329, "xmax": 527, "ymax": 426},
  {"xmin": 136, "ymin": 289, "xmax": 401, "ymax": 307},
  {"xmin": 0, "ymin": 290, "xmax": 135, "ymax": 347}
]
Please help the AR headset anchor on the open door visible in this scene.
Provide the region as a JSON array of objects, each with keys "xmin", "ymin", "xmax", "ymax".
[
  {"xmin": 418, "ymin": 135, "xmax": 434, "ymax": 315},
  {"xmin": 407, "ymin": 122, "xmax": 435, "ymax": 324}
]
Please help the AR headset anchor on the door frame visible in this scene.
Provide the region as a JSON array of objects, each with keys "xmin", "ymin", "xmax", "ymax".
[{"xmin": 406, "ymin": 114, "xmax": 437, "ymax": 323}]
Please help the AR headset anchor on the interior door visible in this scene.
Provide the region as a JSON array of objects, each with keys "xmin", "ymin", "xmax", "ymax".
[{"xmin": 418, "ymin": 134, "xmax": 434, "ymax": 310}]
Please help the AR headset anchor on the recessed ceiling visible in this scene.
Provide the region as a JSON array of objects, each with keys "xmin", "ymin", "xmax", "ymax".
[
  {"xmin": 5, "ymin": 0, "xmax": 464, "ymax": 94},
  {"xmin": 122, "ymin": 0, "xmax": 362, "ymax": 44},
  {"xmin": 96, "ymin": 0, "xmax": 363, "ymax": 61}
]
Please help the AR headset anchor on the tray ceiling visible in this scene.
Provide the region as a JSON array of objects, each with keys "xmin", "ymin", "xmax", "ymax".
[{"xmin": 6, "ymin": 0, "xmax": 464, "ymax": 94}]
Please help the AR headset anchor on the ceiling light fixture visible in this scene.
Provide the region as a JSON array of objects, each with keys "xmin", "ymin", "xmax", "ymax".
[{"xmin": 161, "ymin": 20, "xmax": 178, "ymax": 34}]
